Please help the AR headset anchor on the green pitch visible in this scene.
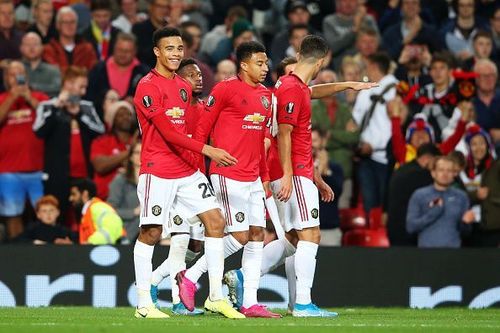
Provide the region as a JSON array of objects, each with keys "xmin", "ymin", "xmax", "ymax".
[{"xmin": 0, "ymin": 307, "xmax": 498, "ymax": 333}]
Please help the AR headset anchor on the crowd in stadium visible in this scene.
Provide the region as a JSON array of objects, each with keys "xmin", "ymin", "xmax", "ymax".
[{"xmin": 0, "ymin": 0, "xmax": 499, "ymax": 248}]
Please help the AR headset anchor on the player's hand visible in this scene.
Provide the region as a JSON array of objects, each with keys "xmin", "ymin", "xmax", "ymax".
[
  {"xmin": 202, "ymin": 145, "xmax": 237, "ymax": 166},
  {"xmin": 316, "ymin": 177, "xmax": 334, "ymax": 203},
  {"xmin": 277, "ymin": 174, "xmax": 293, "ymax": 202},
  {"xmin": 351, "ymin": 81, "xmax": 379, "ymax": 91},
  {"xmin": 262, "ymin": 181, "xmax": 272, "ymax": 198}
]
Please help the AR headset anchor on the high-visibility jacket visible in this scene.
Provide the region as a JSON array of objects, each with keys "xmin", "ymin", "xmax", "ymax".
[{"xmin": 79, "ymin": 198, "xmax": 124, "ymax": 245}]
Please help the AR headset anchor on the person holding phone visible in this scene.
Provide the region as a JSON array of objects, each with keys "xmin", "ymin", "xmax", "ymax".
[{"xmin": 0, "ymin": 60, "xmax": 49, "ymax": 241}]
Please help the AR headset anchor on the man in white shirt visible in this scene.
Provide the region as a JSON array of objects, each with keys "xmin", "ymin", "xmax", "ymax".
[{"xmin": 353, "ymin": 52, "xmax": 398, "ymax": 214}]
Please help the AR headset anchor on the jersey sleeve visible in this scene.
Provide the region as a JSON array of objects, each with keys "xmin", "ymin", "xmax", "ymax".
[
  {"xmin": 133, "ymin": 81, "xmax": 164, "ymax": 120},
  {"xmin": 276, "ymin": 86, "xmax": 304, "ymax": 127},
  {"xmin": 90, "ymin": 135, "xmax": 108, "ymax": 161},
  {"xmin": 193, "ymin": 81, "xmax": 227, "ymax": 143}
]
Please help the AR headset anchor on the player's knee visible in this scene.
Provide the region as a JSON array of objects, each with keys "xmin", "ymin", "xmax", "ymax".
[
  {"xmin": 188, "ymin": 239, "xmax": 203, "ymax": 253},
  {"xmin": 231, "ymin": 231, "xmax": 248, "ymax": 246},
  {"xmin": 248, "ymin": 226, "xmax": 264, "ymax": 241},
  {"xmin": 138, "ymin": 225, "xmax": 162, "ymax": 245}
]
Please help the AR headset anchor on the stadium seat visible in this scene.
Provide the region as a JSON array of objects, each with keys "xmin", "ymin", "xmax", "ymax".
[
  {"xmin": 339, "ymin": 207, "xmax": 367, "ymax": 231},
  {"xmin": 342, "ymin": 228, "xmax": 390, "ymax": 247}
]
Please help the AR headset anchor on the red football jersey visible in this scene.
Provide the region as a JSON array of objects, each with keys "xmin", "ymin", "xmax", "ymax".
[
  {"xmin": 275, "ymin": 73, "xmax": 314, "ymax": 180},
  {"xmin": 0, "ymin": 92, "xmax": 47, "ymax": 173},
  {"xmin": 186, "ymin": 99, "xmax": 204, "ymax": 136},
  {"xmin": 194, "ymin": 76, "xmax": 270, "ymax": 182},
  {"xmin": 134, "ymin": 69, "xmax": 197, "ymax": 179}
]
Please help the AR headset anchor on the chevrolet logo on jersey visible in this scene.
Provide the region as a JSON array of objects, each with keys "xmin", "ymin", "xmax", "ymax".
[
  {"xmin": 243, "ymin": 113, "xmax": 266, "ymax": 124},
  {"xmin": 165, "ymin": 107, "xmax": 184, "ymax": 118}
]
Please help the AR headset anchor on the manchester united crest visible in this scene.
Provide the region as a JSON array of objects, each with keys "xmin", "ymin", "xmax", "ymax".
[
  {"xmin": 173, "ymin": 215, "xmax": 183, "ymax": 225},
  {"xmin": 152, "ymin": 205, "xmax": 162, "ymax": 216},
  {"xmin": 261, "ymin": 96, "xmax": 270, "ymax": 109},
  {"xmin": 180, "ymin": 88, "xmax": 188, "ymax": 102},
  {"xmin": 311, "ymin": 208, "xmax": 319, "ymax": 219},
  {"xmin": 235, "ymin": 212, "xmax": 245, "ymax": 223}
]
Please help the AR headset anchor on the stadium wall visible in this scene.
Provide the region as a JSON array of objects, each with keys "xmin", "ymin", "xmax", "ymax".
[{"xmin": 0, "ymin": 246, "xmax": 499, "ymax": 308}]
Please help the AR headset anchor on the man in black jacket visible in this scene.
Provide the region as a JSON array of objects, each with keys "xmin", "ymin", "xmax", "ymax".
[
  {"xmin": 386, "ymin": 143, "xmax": 441, "ymax": 246},
  {"xmin": 33, "ymin": 66, "xmax": 105, "ymax": 221}
]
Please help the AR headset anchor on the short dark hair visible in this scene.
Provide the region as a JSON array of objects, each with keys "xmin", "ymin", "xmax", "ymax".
[
  {"xmin": 276, "ymin": 56, "xmax": 297, "ymax": 78},
  {"xmin": 430, "ymin": 51, "xmax": 455, "ymax": 69},
  {"xmin": 367, "ymin": 52, "xmax": 391, "ymax": 75},
  {"xmin": 152, "ymin": 27, "xmax": 182, "ymax": 48},
  {"xmin": 236, "ymin": 41, "xmax": 266, "ymax": 70},
  {"xmin": 311, "ymin": 125, "xmax": 327, "ymax": 138},
  {"xmin": 180, "ymin": 21, "xmax": 201, "ymax": 31},
  {"xmin": 298, "ymin": 35, "xmax": 329, "ymax": 61},
  {"xmin": 181, "ymin": 30, "xmax": 194, "ymax": 48},
  {"xmin": 90, "ymin": 0, "xmax": 112, "ymax": 12},
  {"xmin": 71, "ymin": 178, "xmax": 97, "ymax": 198},
  {"xmin": 288, "ymin": 23, "xmax": 309, "ymax": 38},
  {"xmin": 178, "ymin": 58, "xmax": 198, "ymax": 72},
  {"xmin": 416, "ymin": 143, "xmax": 441, "ymax": 158},
  {"xmin": 227, "ymin": 5, "xmax": 248, "ymax": 20},
  {"xmin": 447, "ymin": 150, "xmax": 466, "ymax": 169},
  {"xmin": 473, "ymin": 30, "xmax": 493, "ymax": 43}
]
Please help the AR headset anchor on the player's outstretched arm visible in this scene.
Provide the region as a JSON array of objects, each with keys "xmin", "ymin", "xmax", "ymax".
[
  {"xmin": 310, "ymin": 81, "xmax": 379, "ymax": 99},
  {"xmin": 277, "ymin": 123, "xmax": 294, "ymax": 202}
]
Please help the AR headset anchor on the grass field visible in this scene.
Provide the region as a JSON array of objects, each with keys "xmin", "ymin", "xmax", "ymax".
[{"xmin": 0, "ymin": 307, "xmax": 499, "ymax": 333}]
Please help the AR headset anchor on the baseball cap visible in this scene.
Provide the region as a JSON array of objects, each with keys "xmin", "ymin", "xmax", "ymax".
[{"xmin": 285, "ymin": 0, "xmax": 309, "ymax": 16}]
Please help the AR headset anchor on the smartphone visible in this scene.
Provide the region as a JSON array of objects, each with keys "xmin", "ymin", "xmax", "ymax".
[
  {"xmin": 16, "ymin": 74, "xmax": 26, "ymax": 85},
  {"xmin": 67, "ymin": 95, "xmax": 81, "ymax": 105}
]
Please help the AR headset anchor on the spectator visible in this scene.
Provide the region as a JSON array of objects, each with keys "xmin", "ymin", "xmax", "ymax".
[
  {"xmin": 83, "ymin": 0, "xmax": 121, "ymax": 61},
  {"xmin": 90, "ymin": 101, "xmax": 136, "ymax": 200},
  {"xmin": 382, "ymin": 0, "xmax": 442, "ymax": 60},
  {"xmin": 386, "ymin": 143, "xmax": 441, "ymax": 246},
  {"xmin": 312, "ymin": 126, "xmax": 344, "ymax": 246},
  {"xmin": 0, "ymin": 0, "xmax": 23, "ymax": 61},
  {"xmin": 441, "ymin": 0, "xmax": 490, "ymax": 63},
  {"xmin": 406, "ymin": 155, "xmax": 474, "ymax": 248},
  {"xmin": 351, "ymin": 27, "xmax": 381, "ymax": 75},
  {"xmin": 491, "ymin": 7, "xmax": 500, "ymax": 57},
  {"xmin": 198, "ymin": 5, "xmax": 247, "ymax": 64},
  {"xmin": 462, "ymin": 30, "xmax": 497, "ymax": 70},
  {"xmin": 14, "ymin": 195, "xmax": 78, "ymax": 244},
  {"xmin": 42, "ymin": 6, "xmax": 98, "ymax": 71},
  {"xmin": 20, "ymin": 32, "xmax": 61, "ymax": 97},
  {"xmin": 27, "ymin": 0, "xmax": 57, "ymax": 44},
  {"xmin": 472, "ymin": 59, "xmax": 500, "ymax": 150},
  {"xmin": 33, "ymin": 66, "xmax": 105, "ymax": 222},
  {"xmin": 336, "ymin": 56, "xmax": 362, "ymax": 107},
  {"xmin": 180, "ymin": 21, "xmax": 203, "ymax": 55},
  {"xmin": 323, "ymin": 0, "xmax": 379, "ymax": 69},
  {"xmin": 210, "ymin": 18, "xmax": 256, "ymax": 66},
  {"xmin": 352, "ymin": 52, "xmax": 398, "ymax": 214},
  {"xmin": 311, "ymin": 69, "xmax": 359, "ymax": 209},
  {"xmin": 214, "ymin": 59, "xmax": 236, "ymax": 82},
  {"xmin": 179, "ymin": 1, "xmax": 214, "ymax": 34},
  {"xmin": 394, "ymin": 43, "xmax": 433, "ymax": 118},
  {"xmin": 388, "ymin": 98, "xmax": 470, "ymax": 166},
  {"xmin": 107, "ymin": 141, "xmax": 141, "ymax": 243},
  {"xmin": 459, "ymin": 125, "xmax": 494, "ymax": 224},
  {"xmin": 270, "ymin": 1, "xmax": 318, "ymax": 70},
  {"xmin": 86, "ymin": 32, "xmax": 148, "ymax": 117},
  {"xmin": 181, "ymin": 28, "xmax": 215, "ymax": 96},
  {"xmin": 132, "ymin": 0, "xmax": 170, "ymax": 68},
  {"xmin": 419, "ymin": 52, "xmax": 461, "ymax": 141},
  {"xmin": 285, "ymin": 24, "xmax": 310, "ymax": 59},
  {"xmin": 112, "ymin": 0, "xmax": 148, "ymax": 34},
  {"xmin": 69, "ymin": 178, "xmax": 123, "ymax": 245},
  {"xmin": 0, "ymin": 60, "xmax": 48, "ymax": 240}
]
